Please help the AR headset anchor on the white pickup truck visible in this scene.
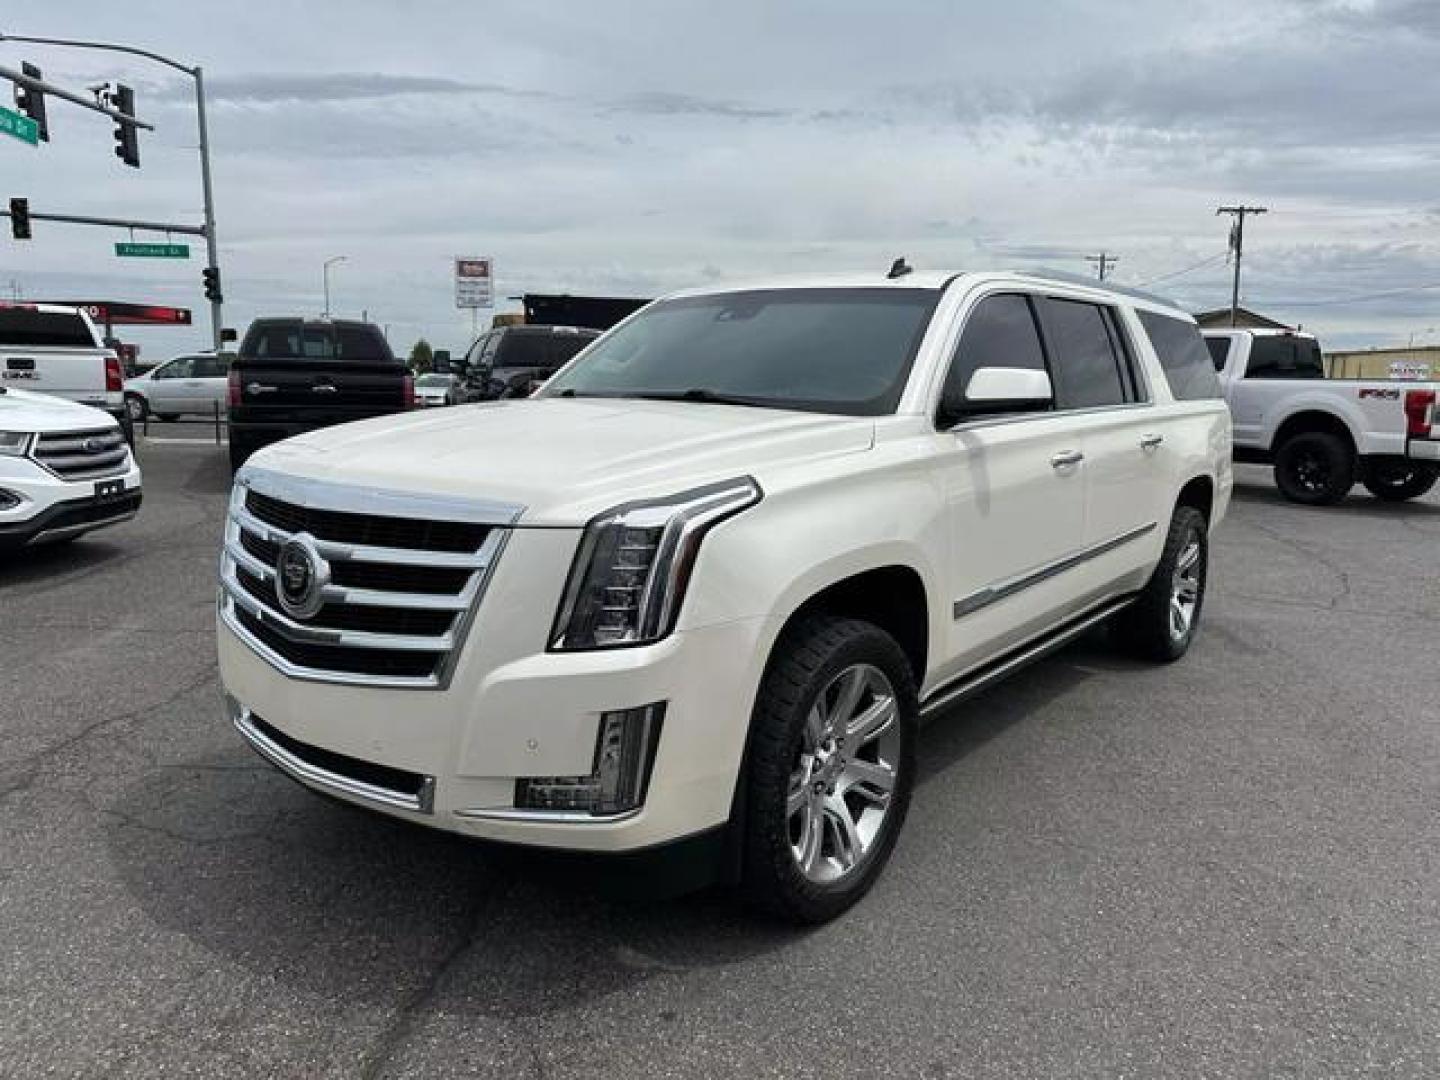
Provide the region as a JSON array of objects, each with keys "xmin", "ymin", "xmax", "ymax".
[
  {"xmin": 1204, "ymin": 328, "xmax": 1440, "ymax": 504},
  {"xmin": 0, "ymin": 303, "xmax": 131, "ymax": 440},
  {"xmin": 218, "ymin": 270, "xmax": 1231, "ymax": 923}
]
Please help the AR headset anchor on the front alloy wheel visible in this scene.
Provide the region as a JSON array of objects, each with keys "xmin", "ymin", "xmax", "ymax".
[
  {"xmin": 742, "ymin": 615, "xmax": 916, "ymax": 924},
  {"xmin": 787, "ymin": 663, "xmax": 901, "ymax": 885}
]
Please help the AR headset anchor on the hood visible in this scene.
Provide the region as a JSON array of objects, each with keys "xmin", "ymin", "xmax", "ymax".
[
  {"xmin": 248, "ymin": 397, "xmax": 874, "ymax": 525},
  {"xmin": 0, "ymin": 387, "xmax": 120, "ymax": 434}
]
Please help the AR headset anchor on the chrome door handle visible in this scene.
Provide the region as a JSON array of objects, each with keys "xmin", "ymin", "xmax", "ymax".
[
  {"xmin": 1140, "ymin": 433, "xmax": 1164, "ymax": 450},
  {"xmin": 1050, "ymin": 450, "xmax": 1084, "ymax": 468}
]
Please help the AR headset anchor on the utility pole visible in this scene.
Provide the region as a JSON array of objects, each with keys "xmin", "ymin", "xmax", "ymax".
[
  {"xmin": 1085, "ymin": 252, "xmax": 1119, "ymax": 281},
  {"xmin": 1216, "ymin": 205, "xmax": 1267, "ymax": 327},
  {"xmin": 0, "ymin": 33, "xmax": 224, "ymax": 351}
]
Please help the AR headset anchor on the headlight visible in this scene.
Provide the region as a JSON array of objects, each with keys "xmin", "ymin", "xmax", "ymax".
[
  {"xmin": 0, "ymin": 431, "xmax": 31, "ymax": 457},
  {"xmin": 551, "ymin": 477, "xmax": 761, "ymax": 650}
]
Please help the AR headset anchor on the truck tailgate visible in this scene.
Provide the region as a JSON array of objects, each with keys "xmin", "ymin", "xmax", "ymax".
[
  {"xmin": 1, "ymin": 347, "xmax": 113, "ymax": 409},
  {"xmin": 232, "ymin": 360, "xmax": 407, "ymax": 425}
]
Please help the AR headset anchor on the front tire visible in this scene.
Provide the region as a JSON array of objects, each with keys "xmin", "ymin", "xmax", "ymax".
[
  {"xmin": 741, "ymin": 616, "xmax": 916, "ymax": 924},
  {"xmin": 124, "ymin": 394, "xmax": 148, "ymax": 422},
  {"xmin": 1274, "ymin": 432, "xmax": 1354, "ymax": 505},
  {"xmin": 1362, "ymin": 459, "xmax": 1439, "ymax": 502},
  {"xmin": 1111, "ymin": 506, "xmax": 1209, "ymax": 663}
]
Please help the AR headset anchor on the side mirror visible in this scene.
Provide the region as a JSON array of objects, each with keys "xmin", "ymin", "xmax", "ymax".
[{"xmin": 940, "ymin": 367, "xmax": 1053, "ymax": 427}]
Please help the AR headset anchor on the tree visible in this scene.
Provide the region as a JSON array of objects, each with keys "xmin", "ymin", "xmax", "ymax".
[{"xmin": 408, "ymin": 338, "xmax": 434, "ymax": 374}]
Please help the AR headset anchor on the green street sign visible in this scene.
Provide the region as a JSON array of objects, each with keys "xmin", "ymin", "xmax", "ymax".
[
  {"xmin": 115, "ymin": 242, "xmax": 190, "ymax": 259},
  {"xmin": 0, "ymin": 106, "xmax": 39, "ymax": 147}
]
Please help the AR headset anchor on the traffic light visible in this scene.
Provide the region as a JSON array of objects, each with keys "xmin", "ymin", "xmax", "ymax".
[
  {"xmin": 202, "ymin": 266, "xmax": 222, "ymax": 303},
  {"xmin": 10, "ymin": 198, "xmax": 31, "ymax": 241},
  {"xmin": 15, "ymin": 63, "xmax": 49, "ymax": 142},
  {"xmin": 112, "ymin": 83, "xmax": 139, "ymax": 168}
]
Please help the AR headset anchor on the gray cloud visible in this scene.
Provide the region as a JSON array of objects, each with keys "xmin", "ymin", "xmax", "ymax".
[{"xmin": 607, "ymin": 91, "xmax": 790, "ymax": 120}]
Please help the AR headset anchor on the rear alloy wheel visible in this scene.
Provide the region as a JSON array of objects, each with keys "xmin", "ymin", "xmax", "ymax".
[
  {"xmin": 1362, "ymin": 459, "xmax": 1439, "ymax": 502},
  {"xmin": 1112, "ymin": 506, "xmax": 1209, "ymax": 662},
  {"xmin": 742, "ymin": 616, "xmax": 916, "ymax": 924},
  {"xmin": 1273, "ymin": 432, "xmax": 1355, "ymax": 505}
]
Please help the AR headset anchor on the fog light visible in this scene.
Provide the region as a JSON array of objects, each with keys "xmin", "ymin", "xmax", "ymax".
[{"xmin": 515, "ymin": 703, "xmax": 665, "ymax": 816}]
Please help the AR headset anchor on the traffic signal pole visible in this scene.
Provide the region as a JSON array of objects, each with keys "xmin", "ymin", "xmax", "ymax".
[{"xmin": 0, "ymin": 32, "xmax": 224, "ymax": 350}]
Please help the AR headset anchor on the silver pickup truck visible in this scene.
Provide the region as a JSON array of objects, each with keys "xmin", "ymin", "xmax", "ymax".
[{"xmin": 1205, "ymin": 328, "xmax": 1440, "ymax": 504}]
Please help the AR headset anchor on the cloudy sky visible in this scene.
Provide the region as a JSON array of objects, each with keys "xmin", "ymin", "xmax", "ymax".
[{"xmin": 5, "ymin": 0, "xmax": 1440, "ymax": 359}]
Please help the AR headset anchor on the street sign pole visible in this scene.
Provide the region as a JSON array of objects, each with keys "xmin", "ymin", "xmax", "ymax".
[{"xmin": 194, "ymin": 66, "xmax": 222, "ymax": 351}]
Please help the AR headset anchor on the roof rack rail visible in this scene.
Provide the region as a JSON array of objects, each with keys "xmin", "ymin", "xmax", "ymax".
[{"xmin": 1009, "ymin": 268, "xmax": 1182, "ymax": 310}]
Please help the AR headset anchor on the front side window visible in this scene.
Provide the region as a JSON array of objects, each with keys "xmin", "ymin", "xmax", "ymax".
[
  {"xmin": 542, "ymin": 288, "xmax": 941, "ymax": 416},
  {"xmin": 1037, "ymin": 298, "xmax": 1129, "ymax": 409},
  {"xmin": 1245, "ymin": 335, "xmax": 1324, "ymax": 380},
  {"xmin": 939, "ymin": 293, "xmax": 1049, "ymax": 421},
  {"xmin": 1137, "ymin": 311, "xmax": 1224, "ymax": 401},
  {"xmin": 494, "ymin": 333, "xmax": 552, "ymax": 371}
]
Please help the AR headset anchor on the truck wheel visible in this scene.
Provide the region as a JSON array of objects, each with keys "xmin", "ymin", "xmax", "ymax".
[
  {"xmin": 1111, "ymin": 506, "xmax": 1209, "ymax": 663},
  {"xmin": 1362, "ymin": 460, "xmax": 1439, "ymax": 502},
  {"xmin": 1274, "ymin": 432, "xmax": 1354, "ymax": 505},
  {"xmin": 741, "ymin": 616, "xmax": 916, "ymax": 924}
]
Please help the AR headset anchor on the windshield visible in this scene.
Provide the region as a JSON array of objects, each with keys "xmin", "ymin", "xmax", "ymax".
[
  {"xmin": 540, "ymin": 288, "xmax": 940, "ymax": 415},
  {"xmin": 416, "ymin": 374, "xmax": 451, "ymax": 386}
]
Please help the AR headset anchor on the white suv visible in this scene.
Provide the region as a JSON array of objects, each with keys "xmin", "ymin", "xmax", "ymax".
[
  {"xmin": 0, "ymin": 387, "xmax": 142, "ymax": 549},
  {"xmin": 217, "ymin": 270, "xmax": 1231, "ymax": 922}
]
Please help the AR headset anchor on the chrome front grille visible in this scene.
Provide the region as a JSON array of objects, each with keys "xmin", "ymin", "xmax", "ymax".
[
  {"xmin": 218, "ymin": 469, "xmax": 522, "ymax": 689},
  {"xmin": 32, "ymin": 427, "xmax": 128, "ymax": 480}
]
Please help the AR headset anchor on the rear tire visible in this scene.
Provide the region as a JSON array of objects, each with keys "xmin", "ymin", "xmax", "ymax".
[
  {"xmin": 1273, "ymin": 432, "xmax": 1354, "ymax": 505},
  {"xmin": 124, "ymin": 394, "xmax": 148, "ymax": 422},
  {"xmin": 1362, "ymin": 460, "xmax": 1439, "ymax": 502},
  {"xmin": 1111, "ymin": 506, "xmax": 1209, "ymax": 663},
  {"xmin": 741, "ymin": 616, "xmax": 916, "ymax": 924}
]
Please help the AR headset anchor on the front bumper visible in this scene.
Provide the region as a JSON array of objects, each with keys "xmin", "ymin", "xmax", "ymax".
[
  {"xmin": 218, "ymin": 524, "xmax": 774, "ymax": 851},
  {"xmin": 0, "ymin": 453, "xmax": 142, "ymax": 548}
]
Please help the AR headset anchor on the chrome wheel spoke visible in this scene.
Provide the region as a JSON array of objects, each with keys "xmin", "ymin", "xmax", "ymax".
[
  {"xmin": 846, "ymin": 695, "xmax": 895, "ymax": 745},
  {"xmin": 827, "ymin": 667, "xmax": 867, "ymax": 735},
  {"xmin": 794, "ymin": 793, "xmax": 824, "ymax": 875},
  {"xmin": 823, "ymin": 796, "xmax": 863, "ymax": 871},
  {"xmin": 840, "ymin": 757, "xmax": 894, "ymax": 802}
]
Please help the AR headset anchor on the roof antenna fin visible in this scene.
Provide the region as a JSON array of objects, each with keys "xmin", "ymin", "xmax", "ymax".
[{"xmin": 887, "ymin": 257, "xmax": 913, "ymax": 280}]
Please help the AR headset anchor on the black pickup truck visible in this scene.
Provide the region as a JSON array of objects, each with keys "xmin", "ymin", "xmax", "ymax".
[{"xmin": 227, "ymin": 318, "xmax": 412, "ymax": 471}]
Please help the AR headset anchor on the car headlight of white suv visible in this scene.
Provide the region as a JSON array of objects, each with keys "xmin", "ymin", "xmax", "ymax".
[{"xmin": 550, "ymin": 477, "xmax": 762, "ymax": 650}]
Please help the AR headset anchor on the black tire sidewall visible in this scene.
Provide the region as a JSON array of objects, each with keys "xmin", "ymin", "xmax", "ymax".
[
  {"xmin": 743, "ymin": 616, "xmax": 918, "ymax": 924},
  {"xmin": 1112, "ymin": 506, "xmax": 1209, "ymax": 663},
  {"xmin": 1362, "ymin": 461, "xmax": 1439, "ymax": 502},
  {"xmin": 124, "ymin": 394, "xmax": 147, "ymax": 421},
  {"xmin": 1275, "ymin": 433, "xmax": 1354, "ymax": 505}
]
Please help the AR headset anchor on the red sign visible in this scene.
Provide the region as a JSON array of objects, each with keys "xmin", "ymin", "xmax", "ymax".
[{"xmin": 47, "ymin": 300, "xmax": 193, "ymax": 326}]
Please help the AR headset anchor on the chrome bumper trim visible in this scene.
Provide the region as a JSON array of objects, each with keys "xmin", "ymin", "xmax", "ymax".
[
  {"xmin": 454, "ymin": 806, "xmax": 641, "ymax": 825},
  {"xmin": 232, "ymin": 704, "xmax": 435, "ymax": 814}
]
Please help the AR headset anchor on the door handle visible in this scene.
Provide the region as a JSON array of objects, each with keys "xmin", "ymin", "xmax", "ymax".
[
  {"xmin": 1050, "ymin": 450, "xmax": 1084, "ymax": 468},
  {"xmin": 1139, "ymin": 433, "xmax": 1164, "ymax": 450}
]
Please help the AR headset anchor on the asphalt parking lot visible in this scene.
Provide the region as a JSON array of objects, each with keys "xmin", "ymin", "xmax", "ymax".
[{"xmin": 2, "ymin": 436, "xmax": 1437, "ymax": 1079}]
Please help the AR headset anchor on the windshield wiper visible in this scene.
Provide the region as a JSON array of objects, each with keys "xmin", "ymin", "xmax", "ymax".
[{"xmin": 626, "ymin": 388, "xmax": 779, "ymax": 408}]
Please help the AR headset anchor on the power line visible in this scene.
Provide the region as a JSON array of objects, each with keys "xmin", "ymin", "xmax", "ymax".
[
  {"xmin": 1134, "ymin": 251, "xmax": 1229, "ymax": 288},
  {"xmin": 1260, "ymin": 281, "xmax": 1440, "ymax": 308},
  {"xmin": 1216, "ymin": 205, "xmax": 1268, "ymax": 326}
]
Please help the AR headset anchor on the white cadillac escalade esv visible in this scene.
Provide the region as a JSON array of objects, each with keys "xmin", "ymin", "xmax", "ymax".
[{"xmin": 217, "ymin": 270, "xmax": 1232, "ymax": 923}]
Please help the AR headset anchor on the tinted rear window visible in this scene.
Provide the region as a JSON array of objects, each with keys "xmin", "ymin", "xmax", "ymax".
[
  {"xmin": 494, "ymin": 333, "xmax": 553, "ymax": 370},
  {"xmin": 1245, "ymin": 336, "xmax": 1324, "ymax": 380},
  {"xmin": 1138, "ymin": 312, "xmax": 1223, "ymax": 401},
  {"xmin": 0, "ymin": 308, "xmax": 95, "ymax": 348},
  {"xmin": 240, "ymin": 322, "xmax": 394, "ymax": 363}
]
